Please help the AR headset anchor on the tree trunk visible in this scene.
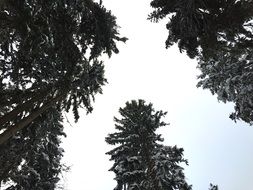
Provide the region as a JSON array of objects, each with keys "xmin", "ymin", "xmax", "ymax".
[
  {"xmin": 143, "ymin": 142, "xmax": 160, "ymax": 190},
  {"xmin": 0, "ymin": 93, "xmax": 65, "ymax": 145},
  {"xmin": 0, "ymin": 89, "xmax": 50, "ymax": 126}
]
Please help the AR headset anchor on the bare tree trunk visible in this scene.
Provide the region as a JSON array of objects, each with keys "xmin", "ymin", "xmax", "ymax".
[{"xmin": 0, "ymin": 93, "xmax": 65, "ymax": 145}]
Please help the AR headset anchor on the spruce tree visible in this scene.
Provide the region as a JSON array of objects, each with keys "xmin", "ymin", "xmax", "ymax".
[
  {"xmin": 148, "ymin": 0, "xmax": 253, "ymax": 59},
  {"xmin": 197, "ymin": 45, "xmax": 253, "ymax": 124},
  {"xmin": 148, "ymin": 0, "xmax": 253, "ymax": 124},
  {"xmin": 106, "ymin": 100, "xmax": 192, "ymax": 190},
  {"xmin": 0, "ymin": 0, "xmax": 126, "ymax": 144},
  {"xmin": 0, "ymin": 1, "xmax": 125, "ymax": 188},
  {"xmin": 0, "ymin": 108, "xmax": 66, "ymax": 189}
]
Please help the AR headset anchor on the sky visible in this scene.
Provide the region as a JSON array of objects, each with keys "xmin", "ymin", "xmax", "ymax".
[{"xmin": 61, "ymin": 1, "xmax": 253, "ymax": 189}]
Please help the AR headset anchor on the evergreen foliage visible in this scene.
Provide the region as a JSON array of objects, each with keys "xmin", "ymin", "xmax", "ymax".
[
  {"xmin": 106, "ymin": 100, "xmax": 192, "ymax": 190},
  {"xmin": 149, "ymin": 0, "xmax": 253, "ymax": 58},
  {"xmin": 0, "ymin": 0, "xmax": 126, "ymax": 144},
  {"xmin": 0, "ymin": 108, "xmax": 66, "ymax": 189},
  {"xmin": 197, "ymin": 46, "xmax": 253, "ymax": 124},
  {"xmin": 0, "ymin": 0, "xmax": 125, "ymax": 188},
  {"xmin": 149, "ymin": 0, "xmax": 253, "ymax": 124}
]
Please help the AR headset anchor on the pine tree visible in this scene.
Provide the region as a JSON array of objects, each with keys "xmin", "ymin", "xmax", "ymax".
[
  {"xmin": 148, "ymin": 0, "xmax": 253, "ymax": 124},
  {"xmin": 0, "ymin": 107, "xmax": 66, "ymax": 189},
  {"xmin": 0, "ymin": 0, "xmax": 126, "ymax": 144},
  {"xmin": 106, "ymin": 100, "xmax": 192, "ymax": 190}
]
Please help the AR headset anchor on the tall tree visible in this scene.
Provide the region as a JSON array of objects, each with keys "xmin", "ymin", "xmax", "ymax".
[
  {"xmin": 0, "ymin": 0, "xmax": 126, "ymax": 144},
  {"xmin": 0, "ymin": 108, "xmax": 66, "ymax": 190},
  {"xmin": 106, "ymin": 100, "xmax": 192, "ymax": 190},
  {"xmin": 148, "ymin": 0, "xmax": 253, "ymax": 124}
]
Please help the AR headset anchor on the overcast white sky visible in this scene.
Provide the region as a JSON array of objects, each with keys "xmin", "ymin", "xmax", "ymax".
[{"xmin": 62, "ymin": 1, "xmax": 253, "ymax": 189}]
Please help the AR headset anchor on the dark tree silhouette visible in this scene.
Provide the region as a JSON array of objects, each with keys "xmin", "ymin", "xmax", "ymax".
[
  {"xmin": 0, "ymin": 0, "xmax": 125, "ymax": 188},
  {"xmin": 0, "ymin": 0, "xmax": 126, "ymax": 144},
  {"xmin": 149, "ymin": 0, "xmax": 253, "ymax": 124},
  {"xmin": 0, "ymin": 108, "xmax": 67, "ymax": 189},
  {"xmin": 149, "ymin": 0, "xmax": 253, "ymax": 58}
]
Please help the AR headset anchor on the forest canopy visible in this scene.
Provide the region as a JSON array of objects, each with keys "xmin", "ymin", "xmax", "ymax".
[
  {"xmin": 0, "ymin": 0, "xmax": 125, "ymax": 188},
  {"xmin": 0, "ymin": 0, "xmax": 126, "ymax": 145},
  {"xmin": 149, "ymin": 0, "xmax": 253, "ymax": 124}
]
